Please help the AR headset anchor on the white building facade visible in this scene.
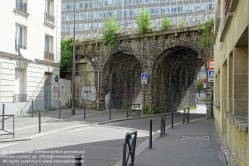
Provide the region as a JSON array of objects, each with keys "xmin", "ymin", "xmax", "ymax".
[{"xmin": 0, "ymin": 0, "xmax": 61, "ymax": 114}]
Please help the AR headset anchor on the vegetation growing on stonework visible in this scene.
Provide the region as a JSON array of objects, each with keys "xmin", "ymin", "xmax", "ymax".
[
  {"xmin": 199, "ymin": 18, "xmax": 214, "ymax": 48},
  {"xmin": 178, "ymin": 19, "xmax": 186, "ymax": 28},
  {"xmin": 196, "ymin": 78, "xmax": 204, "ymax": 92},
  {"xmin": 60, "ymin": 38, "xmax": 74, "ymax": 78},
  {"xmin": 136, "ymin": 5, "xmax": 151, "ymax": 34},
  {"xmin": 161, "ymin": 15, "xmax": 171, "ymax": 31},
  {"xmin": 102, "ymin": 16, "xmax": 120, "ymax": 46}
]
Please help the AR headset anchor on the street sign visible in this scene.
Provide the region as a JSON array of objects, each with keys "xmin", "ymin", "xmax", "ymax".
[
  {"xmin": 55, "ymin": 76, "xmax": 59, "ymax": 82},
  {"xmin": 207, "ymin": 59, "xmax": 214, "ymax": 70},
  {"xmin": 203, "ymin": 78, "xmax": 207, "ymax": 84},
  {"xmin": 141, "ymin": 73, "xmax": 148, "ymax": 84},
  {"xmin": 208, "ymin": 70, "xmax": 214, "ymax": 82}
]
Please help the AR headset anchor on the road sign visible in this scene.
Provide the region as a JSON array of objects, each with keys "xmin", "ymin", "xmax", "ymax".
[
  {"xmin": 207, "ymin": 59, "xmax": 214, "ymax": 70},
  {"xmin": 208, "ymin": 70, "xmax": 214, "ymax": 82},
  {"xmin": 203, "ymin": 78, "xmax": 207, "ymax": 84},
  {"xmin": 141, "ymin": 73, "xmax": 148, "ymax": 84}
]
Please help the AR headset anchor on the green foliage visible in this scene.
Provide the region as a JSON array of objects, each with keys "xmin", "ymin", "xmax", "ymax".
[
  {"xmin": 60, "ymin": 38, "xmax": 74, "ymax": 78},
  {"xmin": 190, "ymin": 106, "xmax": 197, "ymax": 110},
  {"xmin": 136, "ymin": 5, "xmax": 151, "ymax": 34},
  {"xmin": 178, "ymin": 19, "xmax": 186, "ymax": 28},
  {"xmin": 102, "ymin": 16, "xmax": 120, "ymax": 46},
  {"xmin": 161, "ymin": 15, "xmax": 171, "ymax": 31},
  {"xmin": 152, "ymin": 105, "xmax": 160, "ymax": 114},
  {"xmin": 196, "ymin": 78, "xmax": 204, "ymax": 91},
  {"xmin": 199, "ymin": 18, "xmax": 214, "ymax": 48}
]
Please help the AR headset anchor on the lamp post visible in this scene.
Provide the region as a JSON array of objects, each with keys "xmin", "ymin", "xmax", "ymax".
[{"xmin": 71, "ymin": 1, "xmax": 76, "ymax": 115}]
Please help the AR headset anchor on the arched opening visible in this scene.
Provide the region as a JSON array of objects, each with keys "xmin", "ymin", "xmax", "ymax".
[
  {"xmin": 152, "ymin": 46, "xmax": 204, "ymax": 111},
  {"xmin": 102, "ymin": 52, "xmax": 142, "ymax": 109}
]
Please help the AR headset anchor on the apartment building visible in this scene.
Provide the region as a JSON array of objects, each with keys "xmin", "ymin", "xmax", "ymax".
[
  {"xmin": 0, "ymin": 0, "xmax": 61, "ymax": 114},
  {"xmin": 214, "ymin": 0, "xmax": 248, "ymax": 165},
  {"xmin": 61, "ymin": 0, "xmax": 214, "ymax": 35}
]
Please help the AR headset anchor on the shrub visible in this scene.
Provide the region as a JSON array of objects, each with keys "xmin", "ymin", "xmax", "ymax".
[
  {"xmin": 135, "ymin": 5, "xmax": 151, "ymax": 34},
  {"xmin": 161, "ymin": 15, "xmax": 171, "ymax": 31},
  {"xmin": 178, "ymin": 19, "xmax": 186, "ymax": 28},
  {"xmin": 103, "ymin": 16, "xmax": 120, "ymax": 46},
  {"xmin": 199, "ymin": 18, "xmax": 214, "ymax": 48}
]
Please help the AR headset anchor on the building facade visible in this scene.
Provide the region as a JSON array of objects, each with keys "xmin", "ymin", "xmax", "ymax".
[
  {"xmin": 61, "ymin": 0, "xmax": 214, "ymax": 35},
  {"xmin": 0, "ymin": 0, "xmax": 61, "ymax": 114},
  {"xmin": 214, "ymin": 0, "xmax": 248, "ymax": 165}
]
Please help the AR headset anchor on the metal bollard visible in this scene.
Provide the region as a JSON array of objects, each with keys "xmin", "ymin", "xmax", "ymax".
[
  {"xmin": 171, "ymin": 109, "xmax": 173, "ymax": 129},
  {"xmin": 31, "ymin": 99, "xmax": 34, "ymax": 118},
  {"xmin": 2, "ymin": 103, "xmax": 5, "ymax": 130},
  {"xmin": 13, "ymin": 115, "xmax": 15, "ymax": 138},
  {"xmin": 59, "ymin": 99, "xmax": 61, "ymax": 119},
  {"xmin": 109, "ymin": 105, "xmax": 111, "ymax": 120},
  {"xmin": 39, "ymin": 111, "xmax": 41, "ymax": 133},
  {"xmin": 84, "ymin": 104, "xmax": 86, "ymax": 120},
  {"xmin": 75, "ymin": 155, "xmax": 82, "ymax": 166},
  {"xmin": 188, "ymin": 108, "xmax": 190, "ymax": 123},
  {"xmin": 149, "ymin": 119, "xmax": 152, "ymax": 149}
]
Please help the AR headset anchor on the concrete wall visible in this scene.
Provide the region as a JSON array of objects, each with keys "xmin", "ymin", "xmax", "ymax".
[{"xmin": 214, "ymin": 0, "xmax": 249, "ymax": 165}]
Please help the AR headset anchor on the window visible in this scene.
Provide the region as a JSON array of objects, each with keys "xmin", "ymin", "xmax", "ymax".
[
  {"xmin": 62, "ymin": 14, "xmax": 65, "ymax": 21},
  {"xmin": 66, "ymin": 14, "xmax": 69, "ymax": 21},
  {"xmin": 118, "ymin": 0, "xmax": 122, "ymax": 6},
  {"xmin": 85, "ymin": 2, "xmax": 88, "ymax": 8},
  {"xmin": 75, "ymin": 24, "xmax": 79, "ymax": 31},
  {"xmin": 129, "ymin": 10, "xmax": 133, "ymax": 16},
  {"xmin": 62, "ymin": 4, "xmax": 65, "ymax": 10},
  {"xmin": 98, "ymin": 22, "xmax": 102, "ymax": 28},
  {"xmin": 75, "ymin": 13, "xmax": 79, "ymax": 20},
  {"xmin": 46, "ymin": 0, "xmax": 53, "ymax": 15},
  {"xmin": 93, "ymin": 12, "xmax": 98, "ymax": 19},
  {"xmin": 70, "ymin": 24, "xmax": 73, "ymax": 31},
  {"xmin": 45, "ymin": 35, "xmax": 53, "ymax": 53},
  {"xmin": 79, "ymin": 13, "xmax": 83, "ymax": 20},
  {"xmin": 70, "ymin": 3, "xmax": 74, "ymax": 10},
  {"xmin": 79, "ymin": 3, "xmax": 83, "ymax": 8},
  {"xmin": 108, "ymin": 0, "xmax": 112, "ymax": 6},
  {"xmin": 79, "ymin": 24, "xmax": 83, "ymax": 31},
  {"xmin": 93, "ymin": 1, "xmax": 98, "ymax": 8},
  {"xmin": 124, "ymin": 10, "xmax": 127, "ymax": 17},
  {"xmin": 83, "ymin": 13, "xmax": 88, "ymax": 20},
  {"xmin": 15, "ymin": 69, "xmax": 25, "ymax": 96},
  {"xmin": 15, "ymin": 25, "xmax": 25, "ymax": 53},
  {"xmin": 208, "ymin": 3, "xmax": 213, "ymax": 9},
  {"xmin": 93, "ymin": 23, "xmax": 98, "ymax": 29},
  {"xmin": 89, "ymin": 12, "xmax": 93, "ymax": 19},
  {"xmin": 150, "ymin": 7, "xmax": 154, "ymax": 15},
  {"xmin": 62, "ymin": 25, "xmax": 65, "ymax": 32},
  {"xmin": 89, "ymin": 2, "xmax": 93, "ymax": 8},
  {"xmin": 98, "ymin": 0, "xmax": 102, "ymax": 8},
  {"xmin": 155, "ymin": 8, "xmax": 160, "ymax": 15},
  {"xmin": 103, "ymin": 0, "xmax": 108, "ymax": 6},
  {"xmin": 98, "ymin": 12, "xmax": 103, "ymax": 18},
  {"xmin": 66, "ymin": 3, "xmax": 70, "ymax": 10},
  {"xmin": 70, "ymin": 14, "xmax": 74, "ymax": 21},
  {"xmin": 66, "ymin": 25, "xmax": 70, "ymax": 32},
  {"xmin": 108, "ymin": 11, "xmax": 113, "ymax": 17},
  {"xmin": 118, "ymin": 10, "xmax": 122, "ymax": 17}
]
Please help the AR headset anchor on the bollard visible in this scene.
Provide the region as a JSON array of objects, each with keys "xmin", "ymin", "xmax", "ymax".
[
  {"xmin": 59, "ymin": 99, "xmax": 61, "ymax": 119},
  {"xmin": 171, "ymin": 109, "xmax": 173, "ymax": 129},
  {"xmin": 149, "ymin": 119, "xmax": 152, "ymax": 149},
  {"xmin": 188, "ymin": 108, "xmax": 190, "ymax": 123},
  {"xmin": 84, "ymin": 104, "xmax": 86, "ymax": 120},
  {"xmin": 13, "ymin": 115, "xmax": 15, "ymax": 138},
  {"xmin": 31, "ymin": 99, "xmax": 34, "ymax": 118},
  {"xmin": 109, "ymin": 105, "xmax": 111, "ymax": 120},
  {"xmin": 75, "ymin": 155, "xmax": 82, "ymax": 166},
  {"xmin": 39, "ymin": 111, "xmax": 41, "ymax": 133},
  {"xmin": 2, "ymin": 103, "xmax": 5, "ymax": 130}
]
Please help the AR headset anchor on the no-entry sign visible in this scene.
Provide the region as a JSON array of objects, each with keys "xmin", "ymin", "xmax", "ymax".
[{"xmin": 207, "ymin": 59, "xmax": 214, "ymax": 70}]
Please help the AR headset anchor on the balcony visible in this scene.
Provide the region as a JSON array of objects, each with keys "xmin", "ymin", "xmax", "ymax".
[
  {"xmin": 44, "ymin": 12, "xmax": 55, "ymax": 27},
  {"xmin": 44, "ymin": 52, "xmax": 54, "ymax": 62},
  {"xmin": 13, "ymin": 94, "xmax": 27, "ymax": 102}
]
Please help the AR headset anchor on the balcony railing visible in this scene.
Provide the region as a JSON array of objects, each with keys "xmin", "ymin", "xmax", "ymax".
[
  {"xmin": 44, "ymin": 52, "xmax": 54, "ymax": 62},
  {"xmin": 16, "ymin": 0, "xmax": 27, "ymax": 13},
  {"xmin": 224, "ymin": 0, "xmax": 231, "ymax": 20},
  {"xmin": 44, "ymin": 12, "xmax": 55, "ymax": 24},
  {"xmin": 13, "ymin": 94, "xmax": 27, "ymax": 102}
]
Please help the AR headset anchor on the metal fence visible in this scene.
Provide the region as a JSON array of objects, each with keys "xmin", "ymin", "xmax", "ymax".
[{"xmin": 61, "ymin": 10, "xmax": 214, "ymax": 41}]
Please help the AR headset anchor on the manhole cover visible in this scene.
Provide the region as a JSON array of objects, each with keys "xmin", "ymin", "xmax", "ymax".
[{"xmin": 181, "ymin": 136, "xmax": 210, "ymax": 141}]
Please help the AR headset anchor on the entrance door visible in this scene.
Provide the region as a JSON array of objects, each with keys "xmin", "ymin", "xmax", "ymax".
[{"xmin": 44, "ymin": 73, "xmax": 51, "ymax": 109}]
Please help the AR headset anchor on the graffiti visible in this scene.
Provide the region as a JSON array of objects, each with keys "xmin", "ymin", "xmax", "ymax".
[{"xmin": 81, "ymin": 85, "xmax": 97, "ymax": 101}]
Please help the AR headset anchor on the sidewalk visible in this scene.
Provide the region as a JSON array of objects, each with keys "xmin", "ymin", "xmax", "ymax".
[{"xmin": 133, "ymin": 118, "xmax": 225, "ymax": 166}]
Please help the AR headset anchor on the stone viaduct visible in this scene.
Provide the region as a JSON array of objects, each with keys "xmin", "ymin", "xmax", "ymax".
[{"xmin": 76, "ymin": 26, "xmax": 214, "ymax": 118}]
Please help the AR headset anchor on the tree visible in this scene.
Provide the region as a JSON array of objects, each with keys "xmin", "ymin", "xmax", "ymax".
[
  {"xmin": 161, "ymin": 15, "xmax": 171, "ymax": 31},
  {"xmin": 135, "ymin": 5, "xmax": 151, "ymax": 34},
  {"xmin": 196, "ymin": 78, "xmax": 204, "ymax": 96},
  {"xmin": 102, "ymin": 16, "xmax": 120, "ymax": 46},
  {"xmin": 60, "ymin": 38, "xmax": 74, "ymax": 78}
]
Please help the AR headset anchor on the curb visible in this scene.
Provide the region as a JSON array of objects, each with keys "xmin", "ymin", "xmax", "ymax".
[{"xmin": 0, "ymin": 112, "xmax": 185, "ymax": 143}]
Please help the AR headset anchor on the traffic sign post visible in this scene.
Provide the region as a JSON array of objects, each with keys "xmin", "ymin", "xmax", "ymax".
[
  {"xmin": 207, "ymin": 59, "xmax": 214, "ymax": 70},
  {"xmin": 208, "ymin": 70, "xmax": 214, "ymax": 82},
  {"xmin": 141, "ymin": 73, "xmax": 148, "ymax": 84}
]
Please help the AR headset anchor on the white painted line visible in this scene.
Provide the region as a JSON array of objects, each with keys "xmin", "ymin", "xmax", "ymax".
[{"xmin": 0, "ymin": 143, "xmax": 17, "ymax": 149}]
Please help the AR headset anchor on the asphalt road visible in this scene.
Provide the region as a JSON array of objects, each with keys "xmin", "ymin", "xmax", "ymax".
[{"xmin": 0, "ymin": 113, "xmax": 205, "ymax": 166}]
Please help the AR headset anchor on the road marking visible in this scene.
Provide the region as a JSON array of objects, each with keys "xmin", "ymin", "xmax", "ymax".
[
  {"xmin": 0, "ymin": 143, "xmax": 17, "ymax": 149},
  {"xmin": 69, "ymin": 126, "xmax": 93, "ymax": 132}
]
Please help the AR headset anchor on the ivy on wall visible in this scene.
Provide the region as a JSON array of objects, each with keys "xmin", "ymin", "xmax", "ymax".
[
  {"xmin": 102, "ymin": 16, "xmax": 120, "ymax": 46},
  {"xmin": 199, "ymin": 18, "xmax": 214, "ymax": 48}
]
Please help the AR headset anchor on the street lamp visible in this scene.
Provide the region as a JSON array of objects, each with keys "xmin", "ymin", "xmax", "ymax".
[{"xmin": 71, "ymin": 1, "xmax": 76, "ymax": 115}]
